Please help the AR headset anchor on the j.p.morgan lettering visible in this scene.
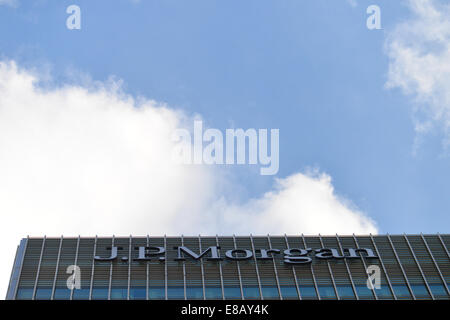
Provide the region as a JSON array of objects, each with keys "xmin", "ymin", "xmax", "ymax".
[{"xmin": 94, "ymin": 245, "xmax": 378, "ymax": 264}]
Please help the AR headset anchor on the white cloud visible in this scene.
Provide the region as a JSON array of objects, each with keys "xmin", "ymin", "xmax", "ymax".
[
  {"xmin": 215, "ymin": 170, "xmax": 377, "ymax": 235},
  {"xmin": 386, "ymin": 0, "xmax": 450, "ymax": 146},
  {"xmin": 0, "ymin": 60, "xmax": 377, "ymax": 298}
]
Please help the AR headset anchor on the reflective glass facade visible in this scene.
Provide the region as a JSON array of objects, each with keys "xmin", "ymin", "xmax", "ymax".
[{"xmin": 6, "ymin": 234, "xmax": 450, "ymax": 300}]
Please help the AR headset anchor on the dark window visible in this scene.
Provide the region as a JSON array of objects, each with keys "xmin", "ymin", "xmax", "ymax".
[
  {"xmin": 262, "ymin": 286, "xmax": 279, "ymax": 299},
  {"xmin": 355, "ymin": 284, "xmax": 375, "ymax": 299},
  {"xmin": 374, "ymin": 285, "xmax": 394, "ymax": 299},
  {"xmin": 243, "ymin": 286, "xmax": 260, "ymax": 299},
  {"xmin": 392, "ymin": 284, "xmax": 411, "ymax": 299},
  {"xmin": 16, "ymin": 288, "xmax": 33, "ymax": 300},
  {"xmin": 92, "ymin": 287, "xmax": 108, "ymax": 300},
  {"xmin": 72, "ymin": 288, "xmax": 90, "ymax": 300},
  {"xmin": 130, "ymin": 287, "xmax": 146, "ymax": 300},
  {"xmin": 54, "ymin": 288, "xmax": 71, "ymax": 300},
  {"xmin": 167, "ymin": 286, "xmax": 184, "ymax": 299},
  {"xmin": 299, "ymin": 285, "xmax": 317, "ymax": 299},
  {"xmin": 280, "ymin": 286, "xmax": 298, "ymax": 299},
  {"xmin": 410, "ymin": 284, "xmax": 430, "ymax": 299},
  {"xmin": 186, "ymin": 286, "xmax": 203, "ymax": 299},
  {"xmin": 429, "ymin": 283, "xmax": 447, "ymax": 298},
  {"xmin": 149, "ymin": 286, "xmax": 165, "ymax": 300},
  {"xmin": 318, "ymin": 286, "xmax": 336, "ymax": 299},
  {"xmin": 205, "ymin": 286, "xmax": 222, "ymax": 299},
  {"xmin": 111, "ymin": 288, "xmax": 127, "ymax": 299},
  {"xmin": 224, "ymin": 286, "xmax": 241, "ymax": 299},
  {"xmin": 336, "ymin": 285, "xmax": 355, "ymax": 299},
  {"xmin": 35, "ymin": 288, "xmax": 52, "ymax": 300}
]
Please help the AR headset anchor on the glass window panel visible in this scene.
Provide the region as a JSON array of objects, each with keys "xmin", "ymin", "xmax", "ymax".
[
  {"xmin": 355, "ymin": 284, "xmax": 375, "ymax": 299},
  {"xmin": 130, "ymin": 287, "xmax": 146, "ymax": 300},
  {"xmin": 318, "ymin": 286, "xmax": 336, "ymax": 299},
  {"xmin": 392, "ymin": 284, "xmax": 411, "ymax": 299},
  {"xmin": 72, "ymin": 288, "xmax": 90, "ymax": 300},
  {"xmin": 149, "ymin": 286, "xmax": 165, "ymax": 300},
  {"xmin": 111, "ymin": 288, "xmax": 127, "ymax": 300},
  {"xmin": 243, "ymin": 286, "xmax": 260, "ymax": 299},
  {"xmin": 35, "ymin": 288, "xmax": 52, "ymax": 300},
  {"xmin": 186, "ymin": 286, "xmax": 203, "ymax": 299},
  {"xmin": 205, "ymin": 286, "xmax": 222, "ymax": 299},
  {"xmin": 167, "ymin": 286, "xmax": 184, "ymax": 299},
  {"xmin": 374, "ymin": 286, "xmax": 394, "ymax": 299},
  {"xmin": 16, "ymin": 288, "xmax": 33, "ymax": 300},
  {"xmin": 224, "ymin": 286, "xmax": 241, "ymax": 299},
  {"xmin": 429, "ymin": 283, "xmax": 447, "ymax": 297},
  {"xmin": 410, "ymin": 284, "xmax": 430, "ymax": 299},
  {"xmin": 262, "ymin": 286, "xmax": 279, "ymax": 299},
  {"xmin": 299, "ymin": 285, "xmax": 317, "ymax": 299},
  {"xmin": 280, "ymin": 286, "xmax": 298, "ymax": 299},
  {"xmin": 336, "ymin": 285, "xmax": 355, "ymax": 299},
  {"xmin": 54, "ymin": 288, "xmax": 71, "ymax": 300},
  {"xmin": 92, "ymin": 287, "xmax": 108, "ymax": 300}
]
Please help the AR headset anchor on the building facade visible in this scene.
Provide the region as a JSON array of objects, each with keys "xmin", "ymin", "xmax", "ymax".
[{"xmin": 6, "ymin": 234, "xmax": 450, "ymax": 300}]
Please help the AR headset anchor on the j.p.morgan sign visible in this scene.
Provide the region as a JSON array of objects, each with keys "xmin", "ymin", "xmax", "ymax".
[{"xmin": 95, "ymin": 245, "xmax": 378, "ymax": 265}]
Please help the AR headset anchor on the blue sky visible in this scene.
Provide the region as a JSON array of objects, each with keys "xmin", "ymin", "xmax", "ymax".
[{"xmin": 0, "ymin": 0, "xmax": 449, "ymax": 238}]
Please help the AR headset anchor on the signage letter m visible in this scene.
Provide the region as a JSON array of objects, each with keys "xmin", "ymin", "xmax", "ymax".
[{"xmin": 174, "ymin": 246, "xmax": 222, "ymax": 261}]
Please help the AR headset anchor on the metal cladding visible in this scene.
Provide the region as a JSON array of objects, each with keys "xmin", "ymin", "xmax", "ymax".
[{"xmin": 6, "ymin": 234, "xmax": 450, "ymax": 300}]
